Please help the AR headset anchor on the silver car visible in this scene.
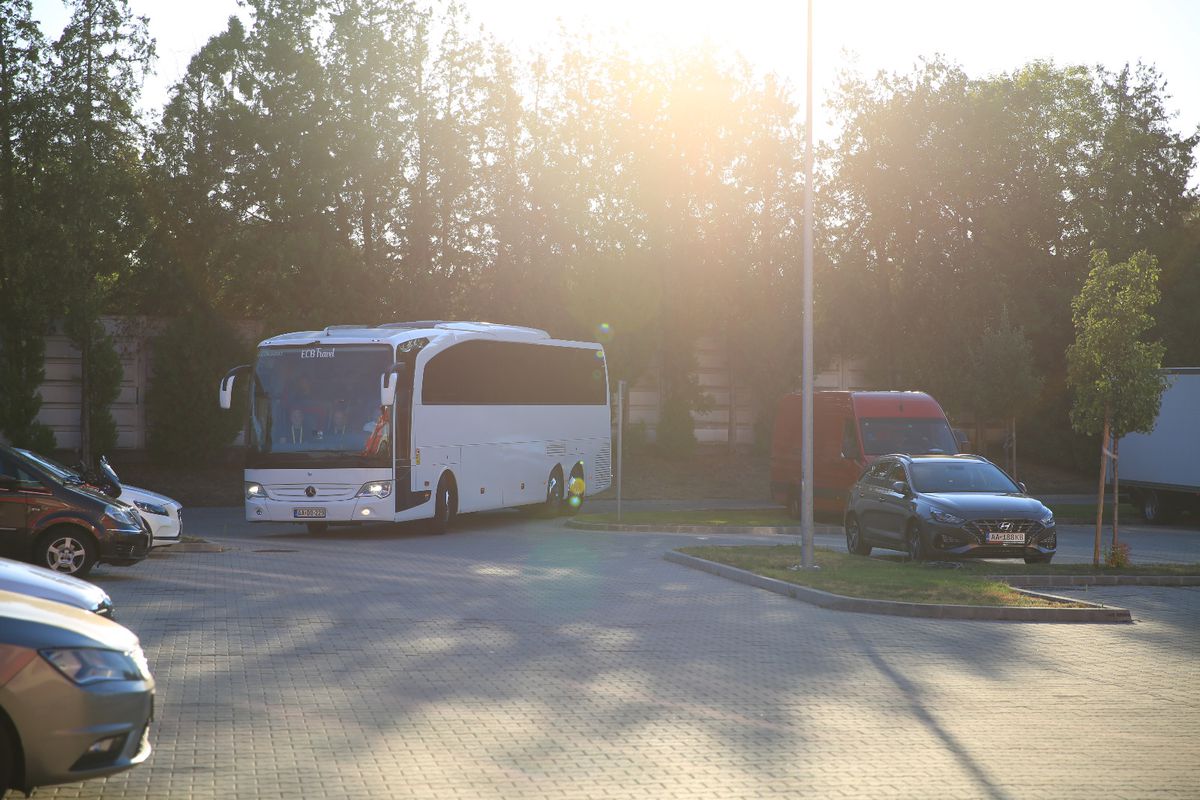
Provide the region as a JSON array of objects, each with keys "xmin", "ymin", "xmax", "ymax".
[
  {"xmin": 0, "ymin": 590, "xmax": 154, "ymax": 795},
  {"xmin": 0, "ymin": 556, "xmax": 114, "ymax": 617}
]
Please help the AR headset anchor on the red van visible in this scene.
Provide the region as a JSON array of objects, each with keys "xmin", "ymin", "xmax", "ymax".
[{"xmin": 770, "ymin": 391, "xmax": 959, "ymax": 516}]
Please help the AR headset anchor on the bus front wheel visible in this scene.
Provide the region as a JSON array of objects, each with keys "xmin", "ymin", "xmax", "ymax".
[
  {"xmin": 429, "ymin": 474, "xmax": 457, "ymax": 535},
  {"xmin": 541, "ymin": 468, "xmax": 564, "ymax": 517}
]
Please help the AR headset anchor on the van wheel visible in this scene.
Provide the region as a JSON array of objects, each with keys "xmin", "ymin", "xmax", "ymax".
[
  {"xmin": 429, "ymin": 474, "xmax": 457, "ymax": 535},
  {"xmin": 36, "ymin": 528, "xmax": 97, "ymax": 576},
  {"xmin": 564, "ymin": 465, "xmax": 586, "ymax": 515},
  {"xmin": 1140, "ymin": 490, "xmax": 1173, "ymax": 524},
  {"xmin": 845, "ymin": 514, "xmax": 871, "ymax": 556}
]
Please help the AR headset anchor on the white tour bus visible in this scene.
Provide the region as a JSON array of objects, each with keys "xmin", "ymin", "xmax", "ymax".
[{"xmin": 219, "ymin": 321, "xmax": 612, "ymax": 532}]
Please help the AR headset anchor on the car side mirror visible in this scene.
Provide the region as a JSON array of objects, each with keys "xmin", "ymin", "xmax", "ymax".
[
  {"xmin": 1017, "ymin": 481, "xmax": 1027, "ymax": 494},
  {"xmin": 891, "ymin": 480, "xmax": 908, "ymax": 495},
  {"xmin": 954, "ymin": 429, "xmax": 970, "ymax": 451}
]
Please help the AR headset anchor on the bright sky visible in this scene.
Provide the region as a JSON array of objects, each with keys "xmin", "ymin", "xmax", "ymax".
[{"xmin": 30, "ymin": 0, "xmax": 1200, "ymax": 180}]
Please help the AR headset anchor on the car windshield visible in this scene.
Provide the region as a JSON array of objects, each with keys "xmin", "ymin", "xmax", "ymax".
[
  {"xmin": 249, "ymin": 344, "xmax": 394, "ymax": 462},
  {"xmin": 858, "ymin": 417, "xmax": 958, "ymax": 456},
  {"xmin": 15, "ymin": 449, "xmax": 81, "ymax": 483},
  {"xmin": 910, "ymin": 461, "xmax": 1020, "ymax": 494}
]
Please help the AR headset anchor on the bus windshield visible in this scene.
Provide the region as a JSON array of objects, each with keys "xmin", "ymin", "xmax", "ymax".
[
  {"xmin": 249, "ymin": 344, "xmax": 394, "ymax": 464},
  {"xmin": 858, "ymin": 417, "xmax": 958, "ymax": 456}
]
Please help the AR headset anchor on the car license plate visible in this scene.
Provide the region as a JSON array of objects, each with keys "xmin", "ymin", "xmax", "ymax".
[
  {"xmin": 987, "ymin": 531, "xmax": 1024, "ymax": 544},
  {"xmin": 293, "ymin": 507, "xmax": 326, "ymax": 519}
]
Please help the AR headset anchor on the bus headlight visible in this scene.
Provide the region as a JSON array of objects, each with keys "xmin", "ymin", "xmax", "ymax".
[
  {"xmin": 356, "ymin": 481, "xmax": 392, "ymax": 499},
  {"xmin": 245, "ymin": 482, "xmax": 267, "ymax": 500}
]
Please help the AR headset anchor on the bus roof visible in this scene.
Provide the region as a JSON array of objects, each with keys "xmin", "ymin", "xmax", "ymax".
[{"xmin": 258, "ymin": 321, "xmax": 561, "ymax": 349}]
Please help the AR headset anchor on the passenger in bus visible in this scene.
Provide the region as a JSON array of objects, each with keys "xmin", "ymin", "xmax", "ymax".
[
  {"xmin": 279, "ymin": 408, "xmax": 308, "ymax": 447},
  {"xmin": 325, "ymin": 407, "xmax": 363, "ymax": 450}
]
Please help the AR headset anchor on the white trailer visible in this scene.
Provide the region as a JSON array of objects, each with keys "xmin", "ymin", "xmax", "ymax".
[{"xmin": 1115, "ymin": 368, "xmax": 1200, "ymax": 523}]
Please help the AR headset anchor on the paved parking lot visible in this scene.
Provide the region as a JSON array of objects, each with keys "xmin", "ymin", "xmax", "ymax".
[{"xmin": 42, "ymin": 510, "xmax": 1200, "ymax": 799}]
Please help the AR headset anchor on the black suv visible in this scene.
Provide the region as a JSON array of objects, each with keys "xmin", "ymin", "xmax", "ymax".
[
  {"xmin": 843, "ymin": 454, "xmax": 1056, "ymax": 564},
  {"xmin": 0, "ymin": 445, "xmax": 151, "ymax": 576}
]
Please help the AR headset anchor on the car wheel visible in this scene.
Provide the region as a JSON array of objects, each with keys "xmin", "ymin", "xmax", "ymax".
[
  {"xmin": 306, "ymin": 522, "xmax": 328, "ymax": 535},
  {"xmin": 844, "ymin": 514, "xmax": 871, "ymax": 556},
  {"xmin": 0, "ymin": 718, "xmax": 13, "ymax": 796},
  {"xmin": 905, "ymin": 523, "xmax": 927, "ymax": 563},
  {"xmin": 429, "ymin": 474, "xmax": 457, "ymax": 535},
  {"xmin": 564, "ymin": 464, "xmax": 586, "ymax": 515},
  {"xmin": 1140, "ymin": 490, "xmax": 1173, "ymax": 524},
  {"xmin": 36, "ymin": 528, "xmax": 97, "ymax": 576}
]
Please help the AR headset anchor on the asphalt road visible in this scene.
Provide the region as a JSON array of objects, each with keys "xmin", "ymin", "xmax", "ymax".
[{"xmin": 41, "ymin": 505, "xmax": 1198, "ymax": 800}]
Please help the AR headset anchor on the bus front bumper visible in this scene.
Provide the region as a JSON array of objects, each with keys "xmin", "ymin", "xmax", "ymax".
[{"xmin": 245, "ymin": 496, "xmax": 395, "ymax": 524}]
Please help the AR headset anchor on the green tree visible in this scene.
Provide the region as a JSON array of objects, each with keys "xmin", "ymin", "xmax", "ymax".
[
  {"xmin": 146, "ymin": 311, "xmax": 249, "ymax": 464},
  {"xmin": 0, "ymin": 0, "xmax": 56, "ymax": 450},
  {"xmin": 1066, "ymin": 250, "xmax": 1167, "ymax": 564},
  {"xmin": 964, "ymin": 311, "xmax": 1042, "ymax": 475},
  {"xmin": 48, "ymin": 0, "xmax": 153, "ymax": 466}
]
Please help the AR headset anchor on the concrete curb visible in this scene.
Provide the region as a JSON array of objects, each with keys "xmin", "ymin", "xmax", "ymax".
[
  {"xmin": 151, "ymin": 541, "xmax": 225, "ymax": 554},
  {"xmin": 568, "ymin": 519, "xmax": 816, "ymax": 535},
  {"xmin": 663, "ymin": 551, "xmax": 1133, "ymax": 624},
  {"xmin": 989, "ymin": 574, "xmax": 1200, "ymax": 588}
]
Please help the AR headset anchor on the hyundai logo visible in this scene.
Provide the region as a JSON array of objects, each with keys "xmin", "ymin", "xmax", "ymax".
[
  {"xmin": 999, "ymin": 522, "xmax": 1013, "ymax": 532},
  {"xmin": 305, "ymin": 486, "xmax": 317, "ymax": 498}
]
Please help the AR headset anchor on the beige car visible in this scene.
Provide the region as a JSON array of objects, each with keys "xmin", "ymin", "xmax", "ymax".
[{"xmin": 0, "ymin": 590, "xmax": 154, "ymax": 795}]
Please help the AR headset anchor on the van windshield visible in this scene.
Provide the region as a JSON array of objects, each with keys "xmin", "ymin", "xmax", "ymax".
[{"xmin": 859, "ymin": 418, "xmax": 957, "ymax": 456}]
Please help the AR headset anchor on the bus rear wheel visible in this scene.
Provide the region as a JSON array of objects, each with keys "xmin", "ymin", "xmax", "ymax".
[
  {"xmin": 563, "ymin": 465, "xmax": 586, "ymax": 515},
  {"xmin": 429, "ymin": 475, "xmax": 457, "ymax": 535}
]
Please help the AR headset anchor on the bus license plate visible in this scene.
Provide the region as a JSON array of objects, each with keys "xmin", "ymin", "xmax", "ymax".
[
  {"xmin": 987, "ymin": 531, "xmax": 1024, "ymax": 544},
  {"xmin": 293, "ymin": 507, "xmax": 326, "ymax": 519}
]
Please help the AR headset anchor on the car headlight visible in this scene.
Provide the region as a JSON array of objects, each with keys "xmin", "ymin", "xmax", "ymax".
[
  {"xmin": 104, "ymin": 504, "xmax": 140, "ymax": 527},
  {"xmin": 356, "ymin": 481, "xmax": 392, "ymax": 499},
  {"xmin": 1039, "ymin": 510, "xmax": 1055, "ymax": 527},
  {"xmin": 245, "ymin": 482, "xmax": 267, "ymax": 500},
  {"xmin": 40, "ymin": 647, "xmax": 152, "ymax": 685},
  {"xmin": 134, "ymin": 500, "xmax": 170, "ymax": 517},
  {"xmin": 930, "ymin": 508, "xmax": 966, "ymax": 526}
]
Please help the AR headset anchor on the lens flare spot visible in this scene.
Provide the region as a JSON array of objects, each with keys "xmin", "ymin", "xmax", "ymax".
[
  {"xmin": 595, "ymin": 323, "xmax": 614, "ymax": 343},
  {"xmin": 568, "ymin": 476, "xmax": 586, "ymax": 497},
  {"xmin": 568, "ymin": 495, "xmax": 582, "ymax": 508}
]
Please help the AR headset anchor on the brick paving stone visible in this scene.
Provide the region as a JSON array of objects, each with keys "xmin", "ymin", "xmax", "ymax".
[{"xmin": 24, "ymin": 516, "xmax": 1200, "ymax": 799}]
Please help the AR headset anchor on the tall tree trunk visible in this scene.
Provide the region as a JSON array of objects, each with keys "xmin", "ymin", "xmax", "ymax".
[
  {"xmin": 79, "ymin": 327, "xmax": 91, "ymax": 467},
  {"xmin": 1094, "ymin": 410, "xmax": 1110, "ymax": 566},
  {"xmin": 1112, "ymin": 435, "xmax": 1120, "ymax": 550},
  {"xmin": 1011, "ymin": 416, "xmax": 1018, "ymax": 481}
]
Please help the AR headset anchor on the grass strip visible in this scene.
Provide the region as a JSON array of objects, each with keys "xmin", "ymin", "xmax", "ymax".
[
  {"xmin": 578, "ymin": 508, "xmax": 796, "ymax": 527},
  {"xmin": 677, "ymin": 545, "xmax": 1091, "ymax": 607}
]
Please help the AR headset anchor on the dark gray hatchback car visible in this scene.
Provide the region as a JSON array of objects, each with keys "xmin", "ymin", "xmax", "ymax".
[
  {"xmin": 0, "ymin": 445, "xmax": 151, "ymax": 577},
  {"xmin": 843, "ymin": 454, "xmax": 1056, "ymax": 563}
]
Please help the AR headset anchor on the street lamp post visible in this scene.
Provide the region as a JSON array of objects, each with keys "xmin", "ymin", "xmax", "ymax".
[{"xmin": 800, "ymin": 0, "xmax": 816, "ymax": 568}]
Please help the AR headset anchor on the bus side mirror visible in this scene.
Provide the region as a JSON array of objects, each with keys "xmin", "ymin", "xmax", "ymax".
[
  {"xmin": 219, "ymin": 365, "xmax": 250, "ymax": 410},
  {"xmin": 380, "ymin": 362, "xmax": 406, "ymax": 408}
]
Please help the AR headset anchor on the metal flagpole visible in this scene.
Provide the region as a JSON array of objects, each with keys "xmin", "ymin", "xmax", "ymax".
[{"xmin": 801, "ymin": 0, "xmax": 816, "ymax": 568}]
